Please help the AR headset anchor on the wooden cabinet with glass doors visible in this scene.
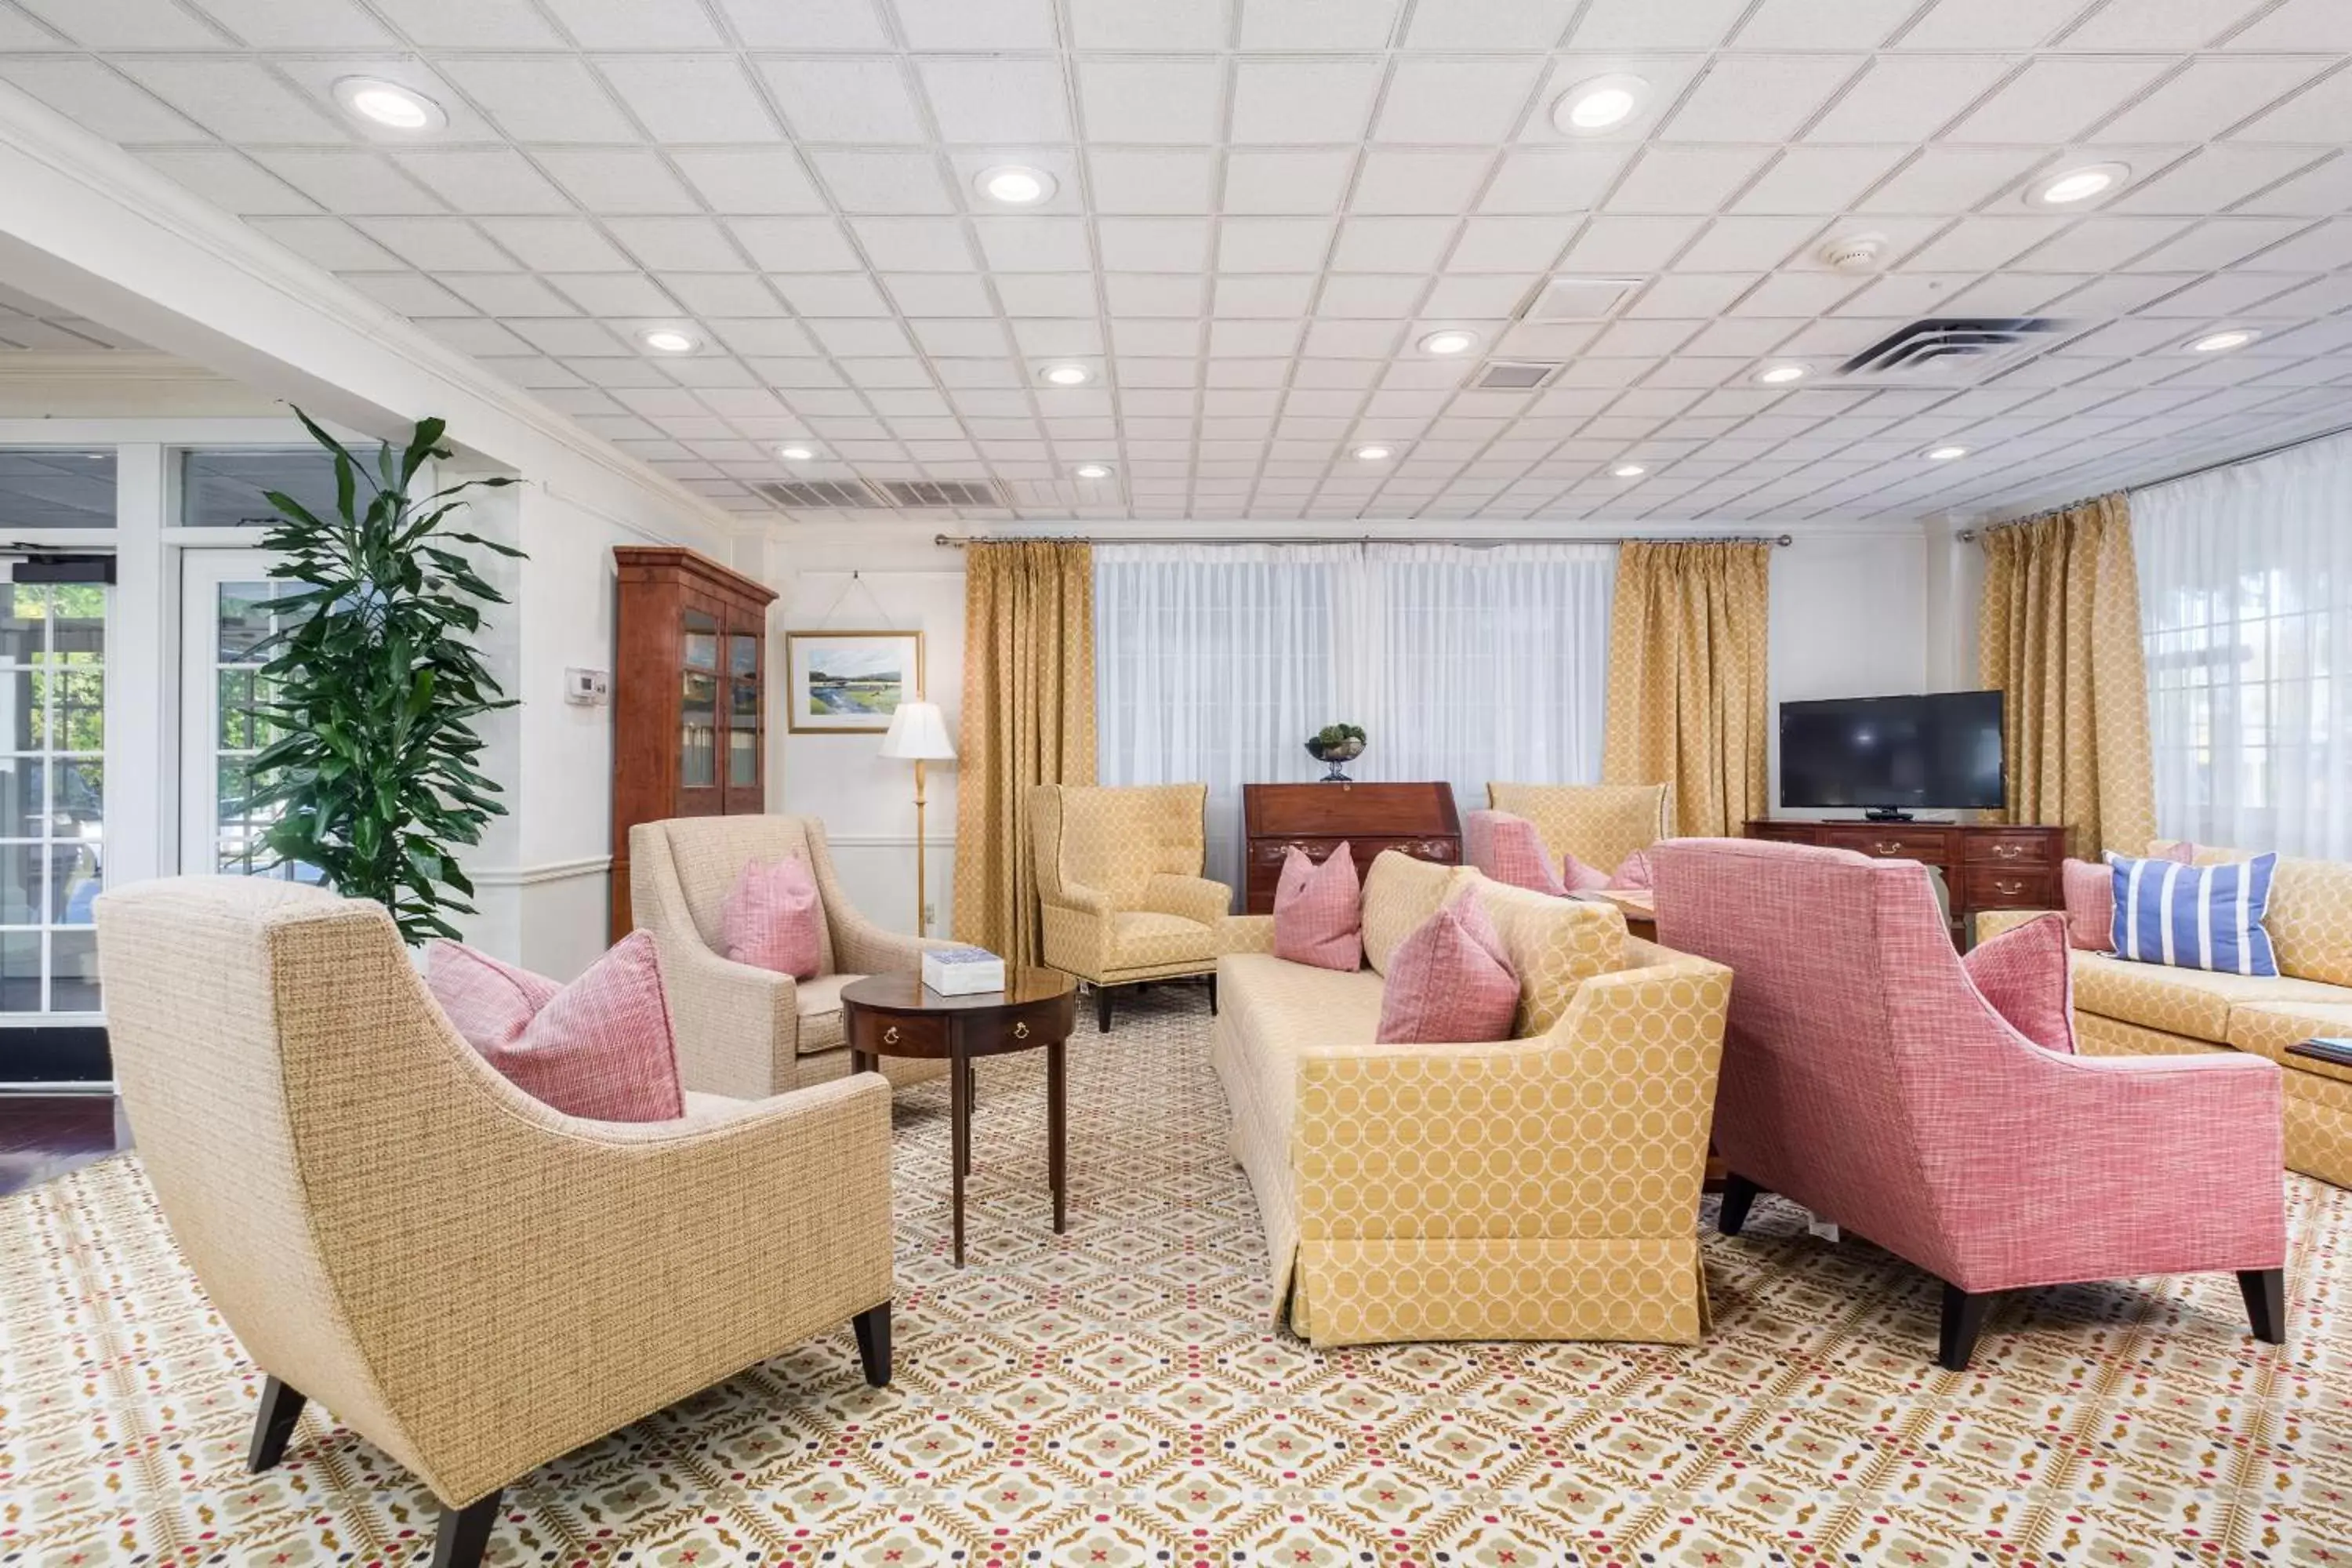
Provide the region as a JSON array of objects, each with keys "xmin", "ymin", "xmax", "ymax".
[{"xmin": 610, "ymin": 547, "xmax": 778, "ymax": 942}]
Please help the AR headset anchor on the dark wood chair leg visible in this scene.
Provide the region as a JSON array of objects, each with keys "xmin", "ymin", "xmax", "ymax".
[
  {"xmin": 2239, "ymin": 1267, "xmax": 2286, "ymax": 1344},
  {"xmin": 1207, "ymin": 973, "xmax": 1218, "ymax": 1015},
  {"xmin": 1938, "ymin": 1283, "xmax": 1994, "ymax": 1371},
  {"xmin": 1716, "ymin": 1173, "xmax": 1761, "ymax": 1236},
  {"xmin": 246, "ymin": 1375, "xmax": 307, "ymax": 1472},
  {"xmin": 1096, "ymin": 984, "xmax": 1112, "ymax": 1033},
  {"xmin": 853, "ymin": 1301, "xmax": 893, "ymax": 1386},
  {"xmin": 430, "ymin": 1491, "xmax": 503, "ymax": 1568}
]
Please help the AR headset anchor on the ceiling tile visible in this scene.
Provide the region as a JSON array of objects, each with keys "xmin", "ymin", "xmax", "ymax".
[
  {"xmin": 771, "ymin": 274, "xmax": 891, "ymax": 314},
  {"xmin": 1562, "ymin": 214, "xmax": 1707, "ymax": 269},
  {"xmin": 1218, "ymin": 218, "xmax": 1334, "ymax": 271},
  {"xmin": 536, "ymin": 0, "xmax": 724, "ymax": 45},
  {"xmin": 191, "ymin": 0, "xmax": 393, "ymax": 45},
  {"xmin": 1099, "ymin": 217, "xmax": 1211, "ymax": 270},
  {"xmin": 1101, "ymin": 273, "xmax": 1206, "ymax": 316},
  {"xmin": 1351, "ymin": 150, "xmax": 1494, "ymax": 214},
  {"xmin": 372, "ymin": 0, "xmax": 568, "ymax": 45},
  {"xmin": 2093, "ymin": 57, "xmax": 2332, "ymax": 143},
  {"xmin": 808, "ymin": 151, "xmax": 957, "ymax": 213},
  {"xmin": 603, "ymin": 217, "xmax": 747, "ymax": 271},
  {"xmin": 1080, "ymin": 60, "xmax": 1223, "ymax": 143},
  {"xmin": 0, "ymin": 60, "xmax": 208, "ymax": 143},
  {"xmin": 1661, "ymin": 56, "xmax": 1867, "ymax": 143},
  {"xmin": 352, "ymin": 217, "xmax": 517, "ymax": 271},
  {"xmin": 2016, "ymin": 216, "xmax": 2194, "ymax": 270},
  {"xmin": 1067, "ymin": 0, "xmax": 1231, "ymax": 48},
  {"xmin": 2227, "ymin": 0, "xmax": 2352, "ymax": 49},
  {"xmin": 1605, "ymin": 146, "xmax": 1774, "ymax": 214},
  {"xmin": 1732, "ymin": 0, "xmax": 1921, "ymax": 49},
  {"xmin": 1406, "ymin": 0, "xmax": 1574, "ymax": 49},
  {"xmin": 848, "ymin": 216, "xmax": 982, "ymax": 271},
  {"xmin": 1085, "ymin": 150, "xmax": 1217, "ymax": 212},
  {"xmin": 1448, "ymin": 215, "xmax": 1580, "ymax": 272},
  {"xmin": 2237, "ymin": 154, "xmax": 2352, "ymax": 216},
  {"xmin": 1223, "ymin": 149, "xmax": 1357, "ymax": 214},
  {"xmin": 1236, "ymin": 0, "xmax": 1401, "ymax": 49},
  {"xmin": 1734, "ymin": 147, "xmax": 1913, "ymax": 214},
  {"xmin": 2106, "ymin": 146, "xmax": 2328, "ymax": 213},
  {"xmin": 2063, "ymin": 0, "xmax": 2272, "ymax": 51},
  {"xmin": 112, "ymin": 60, "xmax": 350, "ymax": 143},
  {"xmin": 132, "ymin": 147, "xmax": 316, "ymax": 214},
  {"xmin": 438, "ymin": 59, "xmax": 640, "ymax": 143},
  {"xmin": 480, "ymin": 218, "xmax": 636, "ymax": 270},
  {"xmin": 1231, "ymin": 60, "xmax": 1383, "ymax": 145},
  {"xmin": 534, "ymin": 150, "xmax": 700, "ymax": 214},
  {"xmin": 596, "ymin": 57, "xmax": 778, "ymax": 143},
  {"xmin": 759, "ymin": 59, "xmax": 926, "ymax": 145},
  {"xmin": 1477, "ymin": 147, "xmax": 1635, "ymax": 213},
  {"xmin": 249, "ymin": 216, "xmax": 405, "ymax": 270},
  {"xmin": 669, "ymin": 150, "xmax": 827, "ymax": 215},
  {"xmin": 728, "ymin": 217, "xmax": 862, "ymax": 270},
  {"xmin": 890, "ymin": 0, "xmax": 1058, "ymax": 49},
  {"xmin": 2122, "ymin": 216, "xmax": 2317, "ymax": 271},
  {"xmin": 549, "ymin": 273, "xmax": 681, "ymax": 315},
  {"xmin": 883, "ymin": 274, "xmax": 997, "ymax": 317},
  {"xmin": 249, "ymin": 151, "xmax": 445, "ymax": 214},
  {"xmin": 13, "ymin": 0, "xmax": 223, "ymax": 49},
  {"xmin": 1802, "ymin": 56, "xmax": 2020, "ymax": 143},
  {"xmin": 1943, "ymin": 59, "xmax": 2174, "ymax": 143},
  {"xmin": 2225, "ymin": 67, "xmax": 2352, "ymax": 143},
  {"xmin": 1570, "ymin": 0, "xmax": 1749, "ymax": 49},
  {"xmin": 393, "ymin": 150, "xmax": 572, "ymax": 215},
  {"xmin": 1853, "ymin": 147, "xmax": 2045, "ymax": 212},
  {"xmin": 972, "ymin": 217, "xmax": 1092, "ymax": 271},
  {"xmin": 916, "ymin": 58, "xmax": 1073, "ymax": 144},
  {"xmin": 1374, "ymin": 59, "xmax": 1545, "ymax": 143}
]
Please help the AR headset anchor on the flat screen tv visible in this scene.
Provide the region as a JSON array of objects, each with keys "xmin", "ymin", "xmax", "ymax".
[{"xmin": 1779, "ymin": 691, "xmax": 2005, "ymax": 822}]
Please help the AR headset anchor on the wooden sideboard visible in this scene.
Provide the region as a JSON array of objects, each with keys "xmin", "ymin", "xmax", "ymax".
[
  {"xmin": 1242, "ymin": 782, "xmax": 1461, "ymax": 914},
  {"xmin": 1744, "ymin": 818, "xmax": 2068, "ymax": 940}
]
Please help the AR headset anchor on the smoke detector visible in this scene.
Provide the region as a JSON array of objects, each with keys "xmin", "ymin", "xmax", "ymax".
[{"xmin": 1817, "ymin": 233, "xmax": 1886, "ymax": 274}]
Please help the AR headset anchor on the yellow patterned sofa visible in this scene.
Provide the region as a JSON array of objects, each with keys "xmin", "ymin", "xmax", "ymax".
[
  {"xmin": 1210, "ymin": 850, "xmax": 1732, "ymax": 1348},
  {"xmin": 1031, "ymin": 782, "xmax": 1255, "ymax": 1031},
  {"xmin": 1487, "ymin": 782, "xmax": 1671, "ymax": 876},
  {"xmin": 1980, "ymin": 840, "xmax": 2352, "ymax": 1188}
]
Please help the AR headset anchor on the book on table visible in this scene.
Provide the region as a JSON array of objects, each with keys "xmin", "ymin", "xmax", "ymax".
[
  {"xmin": 923, "ymin": 946, "xmax": 1006, "ymax": 996},
  {"xmin": 2290, "ymin": 1036, "xmax": 2352, "ymax": 1068}
]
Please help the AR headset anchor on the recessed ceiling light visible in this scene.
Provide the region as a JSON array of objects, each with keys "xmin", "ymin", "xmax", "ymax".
[
  {"xmin": 637, "ymin": 328, "xmax": 699, "ymax": 354},
  {"xmin": 1353, "ymin": 445, "xmax": 1393, "ymax": 462},
  {"xmin": 1612, "ymin": 463, "xmax": 1646, "ymax": 478},
  {"xmin": 1073, "ymin": 463, "xmax": 1113, "ymax": 479},
  {"xmin": 2028, "ymin": 162, "xmax": 2129, "ymax": 207},
  {"xmin": 332, "ymin": 77, "xmax": 446, "ymax": 132},
  {"xmin": 1417, "ymin": 328, "xmax": 1479, "ymax": 357},
  {"xmin": 977, "ymin": 165, "xmax": 1056, "ymax": 206},
  {"xmin": 1040, "ymin": 361, "xmax": 1093, "ymax": 387},
  {"xmin": 1755, "ymin": 363, "xmax": 1809, "ymax": 385},
  {"xmin": 1553, "ymin": 74, "xmax": 1650, "ymax": 136},
  {"xmin": 2188, "ymin": 328, "xmax": 2258, "ymax": 354},
  {"xmin": 779, "ymin": 445, "xmax": 816, "ymax": 462},
  {"xmin": 1926, "ymin": 445, "xmax": 1969, "ymax": 462}
]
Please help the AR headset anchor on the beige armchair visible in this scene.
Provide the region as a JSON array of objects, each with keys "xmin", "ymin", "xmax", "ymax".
[
  {"xmin": 1486, "ymin": 782, "xmax": 1673, "ymax": 877},
  {"xmin": 631, "ymin": 815, "xmax": 949, "ymax": 1098},
  {"xmin": 92, "ymin": 877, "xmax": 895, "ymax": 1568},
  {"xmin": 1031, "ymin": 782, "xmax": 1236, "ymax": 1031}
]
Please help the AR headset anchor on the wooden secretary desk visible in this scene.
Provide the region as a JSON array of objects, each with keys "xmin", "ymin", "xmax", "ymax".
[
  {"xmin": 1241, "ymin": 782, "xmax": 1462, "ymax": 913},
  {"xmin": 610, "ymin": 546, "xmax": 778, "ymax": 942}
]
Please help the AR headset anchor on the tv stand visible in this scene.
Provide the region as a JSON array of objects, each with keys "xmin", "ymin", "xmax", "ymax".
[
  {"xmin": 1862, "ymin": 808, "xmax": 1915, "ymax": 822},
  {"xmin": 1744, "ymin": 818, "xmax": 2067, "ymax": 947}
]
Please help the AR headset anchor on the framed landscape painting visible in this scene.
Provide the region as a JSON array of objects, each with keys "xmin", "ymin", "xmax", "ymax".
[{"xmin": 786, "ymin": 630, "xmax": 924, "ymax": 734}]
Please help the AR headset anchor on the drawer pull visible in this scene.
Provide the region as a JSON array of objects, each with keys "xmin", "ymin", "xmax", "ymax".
[
  {"xmin": 1991, "ymin": 843, "xmax": 2024, "ymax": 860},
  {"xmin": 883, "ymin": 1025, "xmax": 900, "ymax": 1046},
  {"xmin": 1875, "ymin": 841, "xmax": 1902, "ymax": 855},
  {"xmin": 1013, "ymin": 1020, "xmax": 1029, "ymax": 1040},
  {"xmin": 1994, "ymin": 880, "xmax": 2024, "ymax": 897}
]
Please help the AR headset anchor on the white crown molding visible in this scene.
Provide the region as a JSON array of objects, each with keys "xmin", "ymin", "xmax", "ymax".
[
  {"xmin": 0, "ymin": 352, "xmax": 229, "ymax": 382},
  {"xmin": 469, "ymin": 855, "xmax": 612, "ymax": 888},
  {"xmin": 0, "ymin": 82, "xmax": 739, "ymax": 555}
]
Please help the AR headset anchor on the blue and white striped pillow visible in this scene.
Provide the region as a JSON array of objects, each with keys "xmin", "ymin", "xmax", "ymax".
[{"xmin": 2108, "ymin": 851, "xmax": 2278, "ymax": 976}]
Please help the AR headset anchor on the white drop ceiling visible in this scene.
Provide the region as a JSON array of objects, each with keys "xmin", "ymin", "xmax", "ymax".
[
  {"xmin": 0, "ymin": 281, "xmax": 151, "ymax": 352},
  {"xmin": 0, "ymin": 0, "xmax": 2349, "ymax": 525}
]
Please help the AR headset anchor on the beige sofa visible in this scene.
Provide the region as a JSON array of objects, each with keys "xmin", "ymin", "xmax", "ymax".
[
  {"xmin": 1980, "ymin": 840, "xmax": 2352, "ymax": 1187},
  {"xmin": 631, "ymin": 814, "xmax": 949, "ymax": 1098},
  {"xmin": 1211, "ymin": 851, "xmax": 1732, "ymax": 1348}
]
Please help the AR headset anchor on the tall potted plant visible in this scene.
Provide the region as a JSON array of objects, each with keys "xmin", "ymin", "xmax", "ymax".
[{"xmin": 248, "ymin": 412, "xmax": 521, "ymax": 943}]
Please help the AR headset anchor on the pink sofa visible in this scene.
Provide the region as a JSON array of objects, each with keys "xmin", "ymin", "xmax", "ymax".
[{"xmin": 1653, "ymin": 837, "xmax": 2289, "ymax": 1370}]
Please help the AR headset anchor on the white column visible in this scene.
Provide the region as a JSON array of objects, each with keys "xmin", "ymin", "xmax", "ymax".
[{"xmin": 104, "ymin": 443, "xmax": 167, "ymax": 889}]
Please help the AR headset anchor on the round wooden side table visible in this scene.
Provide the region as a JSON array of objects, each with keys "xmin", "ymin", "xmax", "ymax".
[{"xmin": 839, "ymin": 967, "xmax": 1079, "ymax": 1266}]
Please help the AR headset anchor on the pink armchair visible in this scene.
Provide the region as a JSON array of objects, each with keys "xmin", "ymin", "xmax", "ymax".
[{"xmin": 1653, "ymin": 837, "xmax": 2288, "ymax": 1370}]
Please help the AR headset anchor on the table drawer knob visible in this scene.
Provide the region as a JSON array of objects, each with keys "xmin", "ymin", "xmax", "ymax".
[
  {"xmin": 1875, "ymin": 841, "xmax": 1901, "ymax": 855},
  {"xmin": 1013, "ymin": 1020, "xmax": 1029, "ymax": 1039},
  {"xmin": 1991, "ymin": 843, "xmax": 2023, "ymax": 860},
  {"xmin": 883, "ymin": 1025, "xmax": 901, "ymax": 1046},
  {"xmin": 1994, "ymin": 880, "xmax": 2024, "ymax": 897}
]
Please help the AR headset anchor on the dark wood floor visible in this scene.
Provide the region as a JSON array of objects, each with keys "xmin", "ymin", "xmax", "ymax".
[{"xmin": 0, "ymin": 1094, "xmax": 129, "ymax": 1197}]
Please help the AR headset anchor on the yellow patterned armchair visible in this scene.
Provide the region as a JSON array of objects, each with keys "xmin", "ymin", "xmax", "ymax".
[
  {"xmin": 1487, "ymin": 782, "xmax": 1672, "ymax": 877},
  {"xmin": 1212, "ymin": 851, "xmax": 1733, "ymax": 1348},
  {"xmin": 1030, "ymin": 782, "xmax": 1237, "ymax": 1031}
]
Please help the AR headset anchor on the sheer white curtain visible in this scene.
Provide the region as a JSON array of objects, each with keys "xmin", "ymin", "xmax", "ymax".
[
  {"xmin": 1094, "ymin": 542, "xmax": 1617, "ymax": 898},
  {"xmin": 2134, "ymin": 430, "xmax": 2352, "ymax": 858}
]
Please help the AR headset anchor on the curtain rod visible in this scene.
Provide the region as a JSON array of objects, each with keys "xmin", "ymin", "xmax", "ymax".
[
  {"xmin": 932, "ymin": 532, "xmax": 1795, "ymax": 549},
  {"xmin": 1958, "ymin": 417, "xmax": 2352, "ymax": 542}
]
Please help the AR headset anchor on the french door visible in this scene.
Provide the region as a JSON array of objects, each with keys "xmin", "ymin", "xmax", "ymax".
[
  {"xmin": 179, "ymin": 550, "xmax": 314, "ymax": 881},
  {"xmin": 0, "ymin": 569, "xmax": 107, "ymax": 1018}
]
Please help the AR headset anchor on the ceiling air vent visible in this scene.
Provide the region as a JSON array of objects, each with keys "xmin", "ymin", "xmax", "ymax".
[
  {"xmin": 1473, "ymin": 361, "xmax": 1561, "ymax": 390},
  {"xmin": 873, "ymin": 479, "xmax": 1007, "ymax": 509},
  {"xmin": 1836, "ymin": 318, "xmax": 2067, "ymax": 377},
  {"xmin": 752, "ymin": 479, "xmax": 887, "ymax": 510},
  {"xmin": 1524, "ymin": 276, "xmax": 1641, "ymax": 321}
]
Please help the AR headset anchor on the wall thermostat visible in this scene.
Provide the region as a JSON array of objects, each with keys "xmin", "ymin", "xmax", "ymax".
[{"xmin": 564, "ymin": 667, "xmax": 611, "ymax": 706}]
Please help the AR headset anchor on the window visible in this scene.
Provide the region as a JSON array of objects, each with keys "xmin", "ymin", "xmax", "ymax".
[
  {"xmin": 180, "ymin": 448, "xmax": 342, "ymax": 528},
  {"xmin": 0, "ymin": 583, "xmax": 107, "ymax": 1013},
  {"xmin": 211, "ymin": 579, "xmax": 318, "ymax": 880},
  {"xmin": 0, "ymin": 450, "xmax": 115, "ymax": 528}
]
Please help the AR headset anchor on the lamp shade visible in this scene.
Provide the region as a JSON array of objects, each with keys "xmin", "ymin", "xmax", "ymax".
[{"xmin": 878, "ymin": 699, "xmax": 956, "ymax": 761}]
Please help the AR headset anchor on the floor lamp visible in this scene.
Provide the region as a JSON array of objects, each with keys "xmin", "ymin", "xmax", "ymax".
[{"xmin": 879, "ymin": 700, "xmax": 956, "ymax": 936}]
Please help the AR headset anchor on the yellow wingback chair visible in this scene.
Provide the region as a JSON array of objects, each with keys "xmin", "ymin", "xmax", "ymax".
[
  {"xmin": 1030, "ymin": 782, "xmax": 1236, "ymax": 1030},
  {"xmin": 1486, "ymin": 782, "xmax": 1673, "ymax": 877},
  {"xmin": 93, "ymin": 877, "xmax": 895, "ymax": 1568}
]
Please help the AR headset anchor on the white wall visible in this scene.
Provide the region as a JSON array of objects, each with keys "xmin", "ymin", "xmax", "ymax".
[
  {"xmin": 1766, "ymin": 528, "xmax": 1933, "ymax": 820},
  {"xmin": 769, "ymin": 532, "xmax": 968, "ymax": 938}
]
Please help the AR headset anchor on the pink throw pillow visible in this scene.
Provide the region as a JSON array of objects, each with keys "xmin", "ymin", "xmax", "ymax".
[
  {"xmin": 1376, "ymin": 888, "xmax": 1521, "ymax": 1044},
  {"xmin": 1963, "ymin": 913, "xmax": 2076, "ymax": 1054},
  {"xmin": 2059, "ymin": 858, "xmax": 2115, "ymax": 951},
  {"xmin": 1274, "ymin": 842, "xmax": 1362, "ymax": 971},
  {"xmin": 1606, "ymin": 849, "xmax": 1656, "ymax": 891},
  {"xmin": 1559, "ymin": 852, "xmax": 1612, "ymax": 892},
  {"xmin": 1465, "ymin": 810, "xmax": 1565, "ymax": 896},
  {"xmin": 722, "ymin": 855, "xmax": 823, "ymax": 979},
  {"xmin": 427, "ymin": 933, "xmax": 686, "ymax": 1120},
  {"xmin": 2158, "ymin": 840, "xmax": 2200, "ymax": 865}
]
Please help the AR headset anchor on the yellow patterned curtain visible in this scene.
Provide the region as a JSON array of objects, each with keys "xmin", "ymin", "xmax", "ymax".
[
  {"xmin": 1976, "ymin": 494, "xmax": 2155, "ymax": 858},
  {"xmin": 951, "ymin": 541, "xmax": 1097, "ymax": 967},
  {"xmin": 1601, "ymin": 541, "xmax": 1770, "ymax": 838}
]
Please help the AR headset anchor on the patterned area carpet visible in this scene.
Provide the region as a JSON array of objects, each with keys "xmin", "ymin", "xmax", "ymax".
[{"xmin": 6, "ymin": 989, "xmax": 2351, "ymax": 1566}]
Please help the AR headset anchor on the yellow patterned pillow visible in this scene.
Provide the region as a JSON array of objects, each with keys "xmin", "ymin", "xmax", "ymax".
[
  {"xmin": 1359, "ymin": 852, "xmax": 1475, "ymax": 976},
  {"xmin": 2267, "ymin": 855, "xmax": 2352, "ymax": 988},
  {"xmin": 1472, "ymin": 880, "xmax": 1627, "ymax": 1036}
]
